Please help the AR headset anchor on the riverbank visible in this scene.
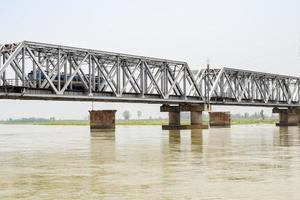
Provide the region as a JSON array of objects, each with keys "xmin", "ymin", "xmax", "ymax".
[{"xmin": 0, "ymin": 118, "xmax": 277, "ymax": 126}]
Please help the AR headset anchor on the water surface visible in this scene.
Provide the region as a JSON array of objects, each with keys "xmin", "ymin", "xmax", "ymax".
[{"xmin": 0, "ymin": 125, "xmax": 300, "ymax": 199}]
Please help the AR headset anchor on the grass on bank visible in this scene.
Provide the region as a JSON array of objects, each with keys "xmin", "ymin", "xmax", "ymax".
[
  {"xmin": 232, "ymin": 118, "xmax": 277, "ymax": 125},
  {"xmin": 0, "ymin": 118, "xmax": 277, "ymax": 126}
]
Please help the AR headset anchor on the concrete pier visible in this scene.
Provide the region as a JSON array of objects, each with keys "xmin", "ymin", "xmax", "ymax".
[
  {"xmin": 272, "ymin": 107, "xmax": 299, "ymax": 126},
  {"xmin": 169, "ymin": 111, "xmax": 181, "ymax": 126},
  {"xmin": 161, "ymin": 104, "xmax": 208, "ymax": 130},
  {"xmin": 190, "ymin": 111, "xmax": 203, "ymax": 129},
  {"xmin": 209, "ymin": 112, "xmax": 231, "ymax": 127},
  {"xmin": 89, "ymin": 110, "xmax": 117, "ymax": 132}
]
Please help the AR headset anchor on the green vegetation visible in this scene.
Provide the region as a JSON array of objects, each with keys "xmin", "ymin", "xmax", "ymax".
[
  {"xmin": 117, "ymin": 119, "xmax": 192, "ymax": 126},
  {"xmin": 232, "ymin": 118, "xmax": 277, "ymax": 125},
  {"xmin": 0, "ymin": 118, "xmax": 277, "ymax": 126},
  {"xmin": 0, "ymin": 109, "xmax": 278, "ymax": 126},
  {"xmin": 0, "ymin": 119, "xmax": 89, "ymax": 126}
]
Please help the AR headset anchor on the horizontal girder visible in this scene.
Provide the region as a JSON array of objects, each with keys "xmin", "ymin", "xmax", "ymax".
[{"xmin": 0, "ymin": 41, "xmax": 299, "ymax": 107}]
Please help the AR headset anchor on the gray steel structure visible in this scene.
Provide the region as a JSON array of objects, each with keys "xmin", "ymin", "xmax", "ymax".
[{"xmin": 0, "ymin": 41, "xmax": 299, "ymax": 107}]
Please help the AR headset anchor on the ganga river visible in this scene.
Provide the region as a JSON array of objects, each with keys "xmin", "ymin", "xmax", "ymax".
[{"xmin": 0, "ymin": 124, "xmax": 300, "ymax": 199}]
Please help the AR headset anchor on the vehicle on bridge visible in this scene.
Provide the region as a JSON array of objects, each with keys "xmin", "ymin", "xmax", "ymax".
[{"xmin": 26, "ymin": 70, "xmax": 106, "ymax": 91}]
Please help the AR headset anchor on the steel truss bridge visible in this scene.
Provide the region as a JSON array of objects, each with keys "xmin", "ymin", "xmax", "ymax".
[{"xmin": 0, "ymin": 41, "xmax": 299, "ymax": 107}]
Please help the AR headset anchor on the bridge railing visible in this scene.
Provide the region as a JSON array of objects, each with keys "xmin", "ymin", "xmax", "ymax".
[
  {"xmin": 206, "ymin": 68, "xmax": 300, "ymax": 105},
  {"xmin": 0, "ymin": 41, "xmax": 204, "ymax": 100},
  {"xmin": 0, "ymin": 41, "xmax": 299, "ymax": 106}
]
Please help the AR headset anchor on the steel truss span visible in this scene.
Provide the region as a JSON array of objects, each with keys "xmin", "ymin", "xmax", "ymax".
[{"xmin": 0, "ymin": 41, "xmax": 299, "ymax": 107}]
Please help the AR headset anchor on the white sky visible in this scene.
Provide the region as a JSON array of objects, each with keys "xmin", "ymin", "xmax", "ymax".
[{"xmin": 0, "ymin": 0, "xmax": 300, "ymax": 119}]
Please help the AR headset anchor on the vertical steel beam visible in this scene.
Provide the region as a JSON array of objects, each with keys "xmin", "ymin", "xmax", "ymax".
[
  {"xmin": 33, "ymin": 52, "xmax": 36, "ymax": 87},
  {"xmin": 38, "ymin": 52, "xmax": 41, "ymax": 87},
  {"xmin": 46, "ymin": 58, "xmax": 49, "ymax": 74},
  {"xmin": 122, "ymin": 62, "xmax": 126, "ymax": 92},
  {"xmin": 97, "ymin": 67, "xmax": 101, "ymax": 91},
  {"xmin": 69, "ymin": 57, "xmax": 73, "ymax": 90},
  {"xmin": 183, "ymin": 65, "xmax": 187, "ymax": 99},
  {"xmin": 140, "ymin": 61, "xmax": 145, "ymax": 97},
  {"xmin": 64, "ymin": 60, "xmax": 67, "ymax": 88},
  {"xmin": 271, "ymin": 78, "xmax": 274, "ymax": 101},
  {"xmin": 298, "ymin": 80, "xmax": 300, "ymax": 104},
  {"xmin": 22, "ymin": 47, "xmax": 25, "ymax": 86},
  {"xmin": 14, "ymin": 54, "xmax": 19, "ymax": 86},
  {"xmin": 89, "ymin": 55, "xmax": 92, "ymax": 95},
  {"xmin": 277, "ymin": 79, "xmax": 280, "ymax": 102},
  {"xmin": 144, "ymin": 65, "xmax": 148, "ymax": 94},
  {"xmin": 251, "ymin": 78, "xmax": 254, "ymax": 102},
  {"xmin": 161, "ymin": 63, "xmax": 168, "ymax": 97},
  {"xmin": 116, "ymin": 56, "xmax": 120, "ymax": 95},
  {"xmin": 164, "ymin": 63, "xmax": 168, "ymax": 96},
  {"xmin": 57, "ymin": 49, "xmax": 61, "ymax": 91},
  {"xmin": 92, "ymin": 57, "xmax": 95, "ymax": 90},
  {"xmin": 2, "ymin": 53, "xmax": 6, "ymax": 85},
  {"xmin": 0, "ymin": 51, "xmax": 2, "ymax": 85},
  {"xmin": 220, "ymin": 73, "xmax": 224, "ymax": 97},
  {"xmin": 0, "ymin": 52, "xmax": 2, "ymax": 85}
]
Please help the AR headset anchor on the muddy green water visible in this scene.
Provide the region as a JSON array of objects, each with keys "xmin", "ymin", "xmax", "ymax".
[{"xmin": 0, "ymin": 125, "xmax": 300, "ymax": 199}]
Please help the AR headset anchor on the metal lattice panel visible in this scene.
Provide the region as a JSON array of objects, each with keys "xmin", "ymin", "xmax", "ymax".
[{"xmin": 0, "ymin": 41, "xmax": 299, "ymax": 107}]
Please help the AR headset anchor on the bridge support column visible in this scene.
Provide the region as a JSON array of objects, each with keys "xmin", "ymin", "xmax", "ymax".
[
  {"xmin": 169, "ymin": 111, "xmax": 181, "ymax": 126},
  {"xmin": 89, "ymin": 110, "xmax": 117, "ymax": 134},
  {"xmin": 190, "ymin": 111, "xmax": 204, "ymax": 129},
  {"xmin": 209, "ymin": 112, "xmax": 231, "ymax": 127},
  {"xmin": 161, "ymin": 104, "xmax": 208, "ymax": 130},
  {"xmin": 273, "ymin": 107, "xmax": 300, "ymax": 126}
]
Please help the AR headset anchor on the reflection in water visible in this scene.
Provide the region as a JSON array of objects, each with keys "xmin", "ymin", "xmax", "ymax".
[
  {"xmin": 91, "ymin": 131, "xmax": 115, "ymax": 139},
  {"xmin": 1, "ymin": 125, "xmax": 300, "ymax": 199},
  {"xmin": 89, "ymin": 131, "xmax": 116, "ymax": 196},
  {"xmin": 191, "ymin": 129, "xmax": 203, "ymax": 145},
  {"xmin": 274, "ymin": 127, "xmax": 300, "ymax": 146},
  {"xmin": 90, "ymin": 131, "xmax": 116, "ymax": 163},
  {"xmin": 168, "ymin": 130, "xmax": 181, "ymax": 144},
  {"xmin": 167, "ymin": 129, "xmax": 203, "ymax": 153},
  {"xmin": 167, "ymin": 130, "xmax": 181, "ymax": 157},
  {"xmin": 206, "ymin": 128, "xmax": 231, "ymax": 158},
  {"xmin": 191, "ymin": 129, "xmax": 203, "ymax": 153}
]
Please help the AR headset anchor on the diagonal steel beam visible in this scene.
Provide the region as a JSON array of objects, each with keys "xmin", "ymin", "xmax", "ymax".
[
  {"xmin": 26, "ymin": 47, "xmax": 59, "ymax": 94},
  {"xmin": 187, "ymin": 69, "xmax": 205, "ymax": 96},
  {"xmin": 96, "ymin": 59, "xmax": 117, "ymax": 91},
  {"xmin": 167, "ymin": 67, "xmax": 182, "ymax": 95},
  {"xmin": 121, "ymin": 61, "xmax": 142, "ymax": 94},
  {"xmin": 93, "ymin": 55, "xmax": 117, "ymax": 96},
  {"xmin": 223, "ymin": 72, "xmax": 238, "ymax": 100},
  {"xmin": 144, "ymin": 62, "xmax": 165, "ymax": 98},
  {"xmin": 42, "ymin": 55, "xmax": 68, "ymax": 88},
  {"xmin": 185, "ymin": 65, "xmax": 203, "ymax": 99},
  {"xmin": 147, "ymin": 67, "xmax": 161, "ymax": 94},
  {"xmin": 72, "ymin": 57, "xmax": 89, "ymax": 90},
  {"xmin": 59, "ymin": 54, "xmax": 89, "ymax": 94},
  {"xmin": 277, "ymin": 78, "xmax": 289, "ymax": 102},
  {"xmin": 0, "ymin": 42, "xmax": 24, "ymax": 76},
  {"xmin": 3, "ymin": 52, "xmax": 34, "ymax": 87},
  {"xmin": 208, "ymin": 68, "xmax": 224, "ymax": 99},
  {"xmin": 167, "ymin": 65, "xmax": 184, "ymax": 96},
  {"xmin": 122, "ymin": 62, "xmax": 141, "ymax": 94},
  {"xmin": 237, "ymin": 74, "xmax": 253, "ymax": 102},
  {"xmin": 253, "ymin": 78, "xmax": 266, "ymax": 101}
]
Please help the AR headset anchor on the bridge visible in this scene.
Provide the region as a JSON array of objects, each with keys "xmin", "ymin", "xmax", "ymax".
[{"xmin": 1, "ymin": 41, "xmax": 300, "ymax": 130}]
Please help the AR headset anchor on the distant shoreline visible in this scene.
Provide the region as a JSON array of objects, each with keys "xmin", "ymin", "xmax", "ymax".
[{"xmin": 0, "ymin": 118, "xmax": 277, "ymax": 126}]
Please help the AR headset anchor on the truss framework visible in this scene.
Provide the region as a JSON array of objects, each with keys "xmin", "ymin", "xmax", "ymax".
[{"xmin": 0, "ymin": 41, "xmax": 299, "ymax": 107}]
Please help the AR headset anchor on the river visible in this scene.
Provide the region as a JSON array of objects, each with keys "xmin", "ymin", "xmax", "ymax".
[{"xmin": 0, "ymin": 124, "xmax": 300, "ymax": 199}]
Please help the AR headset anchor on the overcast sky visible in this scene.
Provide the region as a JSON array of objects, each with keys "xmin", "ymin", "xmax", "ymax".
[{"xmin": 1, "ymin": 0, "xmax": 300, "ymax": 120}]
